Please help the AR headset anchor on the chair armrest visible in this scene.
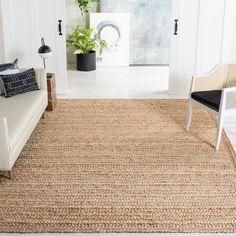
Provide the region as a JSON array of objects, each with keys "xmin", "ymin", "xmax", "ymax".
[
  {"xmin": 0, "ymin": 117, "xmax": 10, "ymax": 171},
  {"xmin": 193, "ymin": 64, "xmax": 228, "ymax": 92},
  {"xmin": 222, "ymin": 86, "xmax": 236, "ymax": 111},
  {"xmin": 224, "ymin": 86, "xmax": 236, "ymax": 93}
]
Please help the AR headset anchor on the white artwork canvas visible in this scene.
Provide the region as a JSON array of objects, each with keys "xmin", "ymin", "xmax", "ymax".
[
  {"xmin": 100, "ymin": 0, "xmax": 172, "ymax": 65},
  {"xmin": 90, "ymin": 13, "xmax": 130, "ymax": 66}
]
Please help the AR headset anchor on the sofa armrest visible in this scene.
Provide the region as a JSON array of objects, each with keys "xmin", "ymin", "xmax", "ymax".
[
  {"xmin": 0, "ymin": 117, "xmax": 10, "ymax": 171},
  {"xmin": 34, "ymin": 68, "xmax": 47, "ymax": 91}
]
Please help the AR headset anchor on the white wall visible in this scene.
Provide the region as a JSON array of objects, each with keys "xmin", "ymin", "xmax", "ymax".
[
  {"xmin": 196, "ymin": 0, "xmax": 226, "ymax": 74},
  {"xmin": 196, "ymin": 0, "xmax": 236, "ymax": 71},
  {"xmin": 169, "ymin": 0, "xmax": 200, "ymax": 95},
  {"xmin": 169, "ymin": 0, "xmax": 236, "ymax": 95},
  {"xmin": 0, "ymin": 0, "xmax": 17, "ymax": 64},
  {"xmin": 0, "ymin": 0, "xmax": 68, "ymax": 94},
  {"xmin": 0, "ymin": 0, "xmax": 91, "ymax": 65},
  {"xmin": 222, "ymin": 0, "xmax": 236, "ymax": 63},
  {"xmin": 0, "ymin": 2, "xmax": 5, "ymax": 63}
]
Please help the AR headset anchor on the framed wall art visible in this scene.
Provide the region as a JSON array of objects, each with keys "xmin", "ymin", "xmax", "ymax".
[{"xmin": 90, "ymin": 13, "xmax": 130, "ymax": 66}]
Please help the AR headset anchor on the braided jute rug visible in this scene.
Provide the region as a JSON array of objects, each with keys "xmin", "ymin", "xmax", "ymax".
[{"xmin": 0, "ymin": 100, "xmax": 236, "ymax": 233}]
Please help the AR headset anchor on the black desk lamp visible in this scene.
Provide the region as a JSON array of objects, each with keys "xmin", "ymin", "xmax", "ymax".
[{"xmin": 38, "ymin": 38, "xmax": 52, "ymax": 69}]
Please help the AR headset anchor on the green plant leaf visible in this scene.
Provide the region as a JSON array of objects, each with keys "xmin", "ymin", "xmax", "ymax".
[
  {"xmin": 73, "ymin": 49, "xmax": 83, "ymax": 54},
  {"xmin": 99, "ymin": 47, "xmax": 102, "ymax": 56},
  {"xmin": 77, "ymin": 0, "xmax": 98, "ymax": 15},
  {"xmin": 67, "ymin": 25, "xmax": 107, "ymax": 56}
]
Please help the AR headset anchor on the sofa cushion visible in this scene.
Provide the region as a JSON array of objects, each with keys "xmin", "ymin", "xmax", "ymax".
[
  {"xmin": 0, "ymin": 90, "xmax": 47, "ymax": 151},
  {"xmin": 0, "ymin": 59, "xmax": 18, "ymax": 95},
  {"xmin": 0, "ymin": 59, "xmax": 18, "ymax": 72},
  {"xmin": 191, "ymin": 90, "xmax": 222, "ymax": 111},
  {"xmin": 0, "ymin": 68, "xmax": 39, "ymax": 98}
]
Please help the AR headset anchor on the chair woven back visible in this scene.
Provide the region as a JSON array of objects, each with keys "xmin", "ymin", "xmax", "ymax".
[
  {"xmin": 194, "ymin": 64, "xmax": 228, "ymax": 91},
  {"xmin": 226, "ymin": 64, "xmax": 236, "ymax": 88}
]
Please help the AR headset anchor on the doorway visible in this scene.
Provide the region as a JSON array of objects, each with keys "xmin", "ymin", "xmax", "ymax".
[{"xmin": 64, "ymin": 0, "xmax": 172, "ymax": 99}]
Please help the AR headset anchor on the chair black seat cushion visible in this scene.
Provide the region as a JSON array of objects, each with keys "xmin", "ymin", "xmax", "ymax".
[{"xmin": 191, "ymin": 90, "xmax": 222, "ymax": 112}]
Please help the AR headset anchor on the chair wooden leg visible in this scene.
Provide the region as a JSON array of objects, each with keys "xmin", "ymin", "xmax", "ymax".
[
  {"xmin": 215, "ymin": 116, "xmax": 224, "ymax": 151},
  {"xmin": 0, "ymin": 170, "xmax": 12, "ymax": 179},
  {"xmin": 7, "ymin": 170, "xmax": 12, "ymax": 179},
  {"xmin": 186, "ymin": 100, "xmax": 193, "ymax": 131}
]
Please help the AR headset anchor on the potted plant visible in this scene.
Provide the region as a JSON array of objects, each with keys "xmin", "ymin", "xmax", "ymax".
[
  {"xmin": 67, "ymin": 25, "xmax": 106, "ymax": 71},
  {"xmin": 77, "ymin": 0, "xmax": 98, "ymax": 15}
]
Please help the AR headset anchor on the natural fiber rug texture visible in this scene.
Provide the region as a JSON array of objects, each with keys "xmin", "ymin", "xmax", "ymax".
[{"xmin": 0, "ymin": 100, "xmax": 236, "ymax": 233}]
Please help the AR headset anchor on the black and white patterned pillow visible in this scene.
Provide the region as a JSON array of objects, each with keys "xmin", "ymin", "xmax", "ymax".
[
  {"xmin": 0, "ymin": 69, "xmax": 20, "ymax": 95},
  {"xmin": 0, "ymin": 68, "xmax": 39, "ymax": 98}
]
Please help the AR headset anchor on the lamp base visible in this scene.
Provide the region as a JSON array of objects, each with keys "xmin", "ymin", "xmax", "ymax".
[{"xmin": 47, "ymin": 73, "xmax": 54, "ymax": 78}]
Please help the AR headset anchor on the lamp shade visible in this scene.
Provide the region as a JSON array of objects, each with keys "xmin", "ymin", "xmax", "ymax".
[{"xmin": 38, "ymin": 38, "xmax": 52, "ymax": 59}]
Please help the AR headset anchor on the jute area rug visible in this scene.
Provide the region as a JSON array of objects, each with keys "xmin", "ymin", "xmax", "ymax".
[{"xmin": 0, "ymin": 100, "xmax": 236, "ymax": 233}]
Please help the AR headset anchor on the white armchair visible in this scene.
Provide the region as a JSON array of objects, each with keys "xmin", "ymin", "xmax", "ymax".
[{"xmin": 186, "ymin": 64, "xmax": 236, "ymax": 150}]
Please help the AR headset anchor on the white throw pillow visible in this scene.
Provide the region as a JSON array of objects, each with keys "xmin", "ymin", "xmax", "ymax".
[{"xmin": 0, "ymin": 69, "xmax": 20, "ymax": 95}]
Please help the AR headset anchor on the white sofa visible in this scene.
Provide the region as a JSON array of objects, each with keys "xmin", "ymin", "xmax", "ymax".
[{"xmin": 0, "ymin": 69, "xmax": 48, "ymax": 174}]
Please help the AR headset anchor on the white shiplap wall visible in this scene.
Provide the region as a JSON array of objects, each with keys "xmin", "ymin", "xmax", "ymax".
[
  {"xmin": 222, "ymin": 0, "xmax": 236, "ymax": 62},
  {"xmin": 0, "ymin": 2, "xmax": 5, "ymax": 63},
  {"xmin": 196, "ymin": 0, "xmax": 226, "ymax": 74},
  {"xmin": 0, "ymin": 0, "xmax": 95, "ymax": 65}
]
